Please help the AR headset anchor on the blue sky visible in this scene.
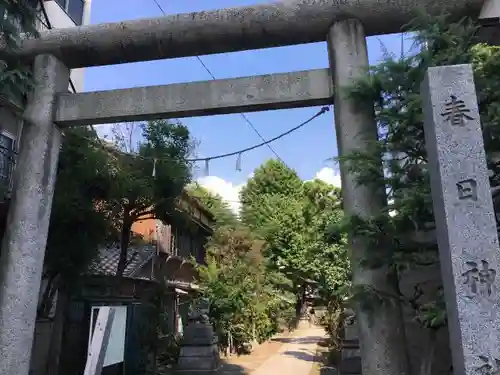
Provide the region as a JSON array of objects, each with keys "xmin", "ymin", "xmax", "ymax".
[{"xmin": 85, "ymin": 0, "xmax": 408, "ymax": 207}]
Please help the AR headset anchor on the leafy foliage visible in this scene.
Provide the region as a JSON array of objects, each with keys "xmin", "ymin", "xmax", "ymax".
[
  {"xmin": 240, "ymin": 160, "xmax": 349, "ymax": 313},
  {"xmin": 45, "ymin": 128, "xmax": 114, "ymax": 282},
  {"xmin": 240, "ymin": 159, "xmax": 304, "ymax": 232},
  {"xmin": 187, "ymin": 183, "xmax": 240, "ymax": 229},
  {"xmin": 333, "ymin": 13, "xmax": 500, "ymax": 334},
  {"xmin": 0, "ymin": 0, "xmax": 39, "ymax": 104},
  {"xmin": 196, "ymin": 226, "xmax": 295, "ymax": 353},
  {"xmin": 37, "ymin": 127, "xmax": 116, "ymax": 317},
  {"xmin": 105, "ymin": 120, "xmax": 194, "ymax": 275},
  {"xmin": 302, "ymin": 180, "xmax": 350, "ymax": 300}
]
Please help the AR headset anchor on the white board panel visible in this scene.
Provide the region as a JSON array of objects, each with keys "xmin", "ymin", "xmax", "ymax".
[{"xmin": 88, "ymin": 305, "xmax": 127, "ymax": 367}]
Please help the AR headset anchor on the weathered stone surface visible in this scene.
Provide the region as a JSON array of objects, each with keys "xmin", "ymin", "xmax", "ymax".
[
  {"xmin": 339, "ymin": 356, "xmax": 362, "ymax": 375},
  {"xmin": 55, "ymin": 69, "xmax": 333, "ymax": 127},
  {"xmin": 422, "ymin": 64, "xmax": 500, "ymax": 375},
  {"xmin": 341, "ymin": 340, "xmax": 361, "ymax": 360},
  {"xmin": 179, "ymin": 344, "xmax": 218, "ymax": 358},
  {"xmin": 0, "ymin": 55, "xmax": 69, "ymax": 375},
  {"xmin": 176, "ymin": 322, "xmax": 220, "ymax": 375},
  {"xmin": 344, "ymin": 322, "xmax": 358, "ymax": 341},
  {"xmin": 176, "ymin": 356, "xmax": 219, "ymax": 370},
  {"xmin": 182, "ymin": 324, "xmax": 217, "ymax": 346},
  {"xmin": 328, "ymin": 18, "xmax": 410, "ymax": 375},
  {"xmin": 3, "ymin": 0, "xmax": 484, "ymax": 68}
]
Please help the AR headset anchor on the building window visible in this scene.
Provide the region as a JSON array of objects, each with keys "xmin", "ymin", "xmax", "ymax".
[
  {"xmin": 0, "ymin": 133, "xmax": 15, "ymax": 190},
  {"xmin": 51, "ymin": 0, "xmax": 84, "ymax": 25}
]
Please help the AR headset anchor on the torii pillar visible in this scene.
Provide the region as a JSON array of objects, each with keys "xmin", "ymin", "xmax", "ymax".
[
  {"xmin": 327, "ymin": 19, "xmax": 411, "ymax": 375},
  {"xmin": 0, "ymin": 54, "xmax": 68, "ymax": 375}
]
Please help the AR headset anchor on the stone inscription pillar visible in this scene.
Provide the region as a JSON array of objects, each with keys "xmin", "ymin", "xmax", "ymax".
[
  {"xmin": 327, "ymin": 19, "xmax": 411, "ymax": 375},
  {"xmin": 0, "ymin": 54, "xmax": 69, "ymax": 375},
  {"xmin": 422, "ymin": 64, "xmax": 500, "ymax": 375}
]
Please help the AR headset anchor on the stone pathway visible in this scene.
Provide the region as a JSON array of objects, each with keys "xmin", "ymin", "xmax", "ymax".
[{"xmin": 220, "ymin": 326, "xmax": 326, "ymax": 375}]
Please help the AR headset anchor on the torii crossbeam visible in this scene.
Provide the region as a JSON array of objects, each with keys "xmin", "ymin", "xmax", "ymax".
[{"xmin": 0, "ymin": 0, "xmax": 490, "ymax": 68}]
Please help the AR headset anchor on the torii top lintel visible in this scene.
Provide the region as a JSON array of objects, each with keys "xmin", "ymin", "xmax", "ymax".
[{"xmin": 2, "ymin": 0, "xmax": 485, "ymax": 69}]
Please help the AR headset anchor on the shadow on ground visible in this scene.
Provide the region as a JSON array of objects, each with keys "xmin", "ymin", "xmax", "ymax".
[
  {"xmin": 218, "ymin": 359, "xmax": 248, "ymax": 374},
  {"xmin": 271, "ymin": 336, "xmax": 324, "ymax": 345},
  {"xmin": 282, "ymin": 350, "xmax": 317, "ymax": 362}
]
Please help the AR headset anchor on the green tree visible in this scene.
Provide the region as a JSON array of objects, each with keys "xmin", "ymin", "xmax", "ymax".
[
  {"xmin": 197, "ymin": 226, "xmax": 294, "ymax": 353},
  {"xmin": 106, "ymin": 120, "xmax": 193, "ymax": 276},
  {"xmin": 334, "ymin": 13, "xmax": 500, "ymax": 374},
  {"xmin": 38, "ymin": 127, "xmax": 116, "ymax": 375},
  {"xmin": 240, "ymin": 159, "xmax": 303, "ymax": 230},
  {"xmin": 0, "ymin": 0, "xmax": 39, "ymax": 104},
  {"xmin": 303, "ymin": 180, "xmax": 349, "ymax": 301},
  {"xmin": 188, "ymin": 183, "xmax": 239, "ymax": 228},
  {"xmin": 241, "ymin": 160, "xmax": 349, "ymax": 316},
  {"xmin": 240, "ymin": 161, "xmax": 310, "ymax": 314},
  {"xmin": 39, "ymin": 127, "xmax": 114, "ymax": 316}
]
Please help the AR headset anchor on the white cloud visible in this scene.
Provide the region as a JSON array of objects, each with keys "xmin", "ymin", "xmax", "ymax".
[
  {"xmin": 314, "ymin": 167, "xmax": 342, "ymax": 188},
  {"xmin": 197, "ymin": 176, "xmax": 246, "ymax": 214},
  {"xmin": 197, "ymin": 168, "xmax": 343, "ymax": 215}
]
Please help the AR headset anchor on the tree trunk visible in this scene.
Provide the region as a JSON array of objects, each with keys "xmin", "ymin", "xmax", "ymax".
[
  {"xmin": 295, "ymin": 290, "xmax": 302, "ymax": 318},
  {"xmin": 44, "ymin": 284, "xmax": 69, "ymax": 375},
  {"xmin": 116, "ymin": 212, "xmax": 132, "ymax": 276},
  {"xmin": 37, "ymin": 273, "xmax": 58, "ymax": 318}
]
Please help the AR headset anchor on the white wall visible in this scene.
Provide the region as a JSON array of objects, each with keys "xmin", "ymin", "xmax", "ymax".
[{"xmin": 39, "ymin": 0, "xmax": 92, "ymax": 93}]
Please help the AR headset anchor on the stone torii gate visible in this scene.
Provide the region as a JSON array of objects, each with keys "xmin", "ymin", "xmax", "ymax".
[{"xmin": 0, "ymin": 1, "xmax": 497, "ymax": 375}]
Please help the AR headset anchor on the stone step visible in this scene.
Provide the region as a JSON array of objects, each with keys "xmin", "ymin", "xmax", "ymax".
[
  {"xmin": 338, "ymin": 356, "xmax": 362, "ymax": 375},
  {"xmin": 179, "ymin": 344, "xmax": 218, "ymax": 357},
  {"xmin": 176, "ymin": 356, "xmax": 219, "ymax": 371}
]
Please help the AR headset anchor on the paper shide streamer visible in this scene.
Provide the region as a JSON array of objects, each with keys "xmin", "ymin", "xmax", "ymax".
[
  {"xmin": 204, "ymin": 159, "xmax": 210, "ymax": 176},
  {"xmin": 236, "ymin": 153, "xmax": 242, "ymax": 172}
]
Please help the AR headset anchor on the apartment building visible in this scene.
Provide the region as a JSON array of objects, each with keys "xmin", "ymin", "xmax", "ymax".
[{"xmin": 0, "ymin": 0, "xmax": 92, "ymax": 192}]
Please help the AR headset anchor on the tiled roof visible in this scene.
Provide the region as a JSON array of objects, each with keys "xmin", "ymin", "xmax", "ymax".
[{"xmin": 87, "ymin": 244, "xmax": 156, "ymax": 278}]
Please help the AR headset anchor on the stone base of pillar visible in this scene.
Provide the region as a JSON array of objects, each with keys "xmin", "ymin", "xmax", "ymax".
[
  {"xmin": 297, "ymin": 315, "xmax": 311, "ymax": 329},
  {"xmin": 175, "ymin": 322, "xmax": 220, "ymax": 375},
  {"xmin": 339, "ymin": 339, "xmax": 361, "ymax": 375}
]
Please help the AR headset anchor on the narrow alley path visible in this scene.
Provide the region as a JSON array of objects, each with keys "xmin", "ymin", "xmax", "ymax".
[{"xmin": 220, "ymin": 326, "xmax": 326, "ymax": 375}]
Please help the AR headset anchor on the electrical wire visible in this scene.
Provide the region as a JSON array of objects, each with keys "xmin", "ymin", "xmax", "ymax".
[
  {"xmin": 30, "ymin": 1, "xmax": 330, "ymax": 168},
  {"xmin": 149, "ymin": 0, "xmax": 286, "ymax": 165},
  {"xmin": 188, "ymin": 106, "xmax": 329, "ymax": 162},
  {"xmin": 64, "ymin": 105, "xmax": 330, "ymax": 163}
]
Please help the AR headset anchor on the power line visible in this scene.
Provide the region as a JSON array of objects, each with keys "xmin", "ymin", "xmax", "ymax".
[
  {"xmin": 68, "ymin": 106, "xmax": 329, "ymax": 163},
  {"xmin": 149, "ymin": 0, "xmax": 286, "ymax": 164},
  {"xmin": 191, "ymin": 107, "xmax": 329, "ymax": 162}
]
